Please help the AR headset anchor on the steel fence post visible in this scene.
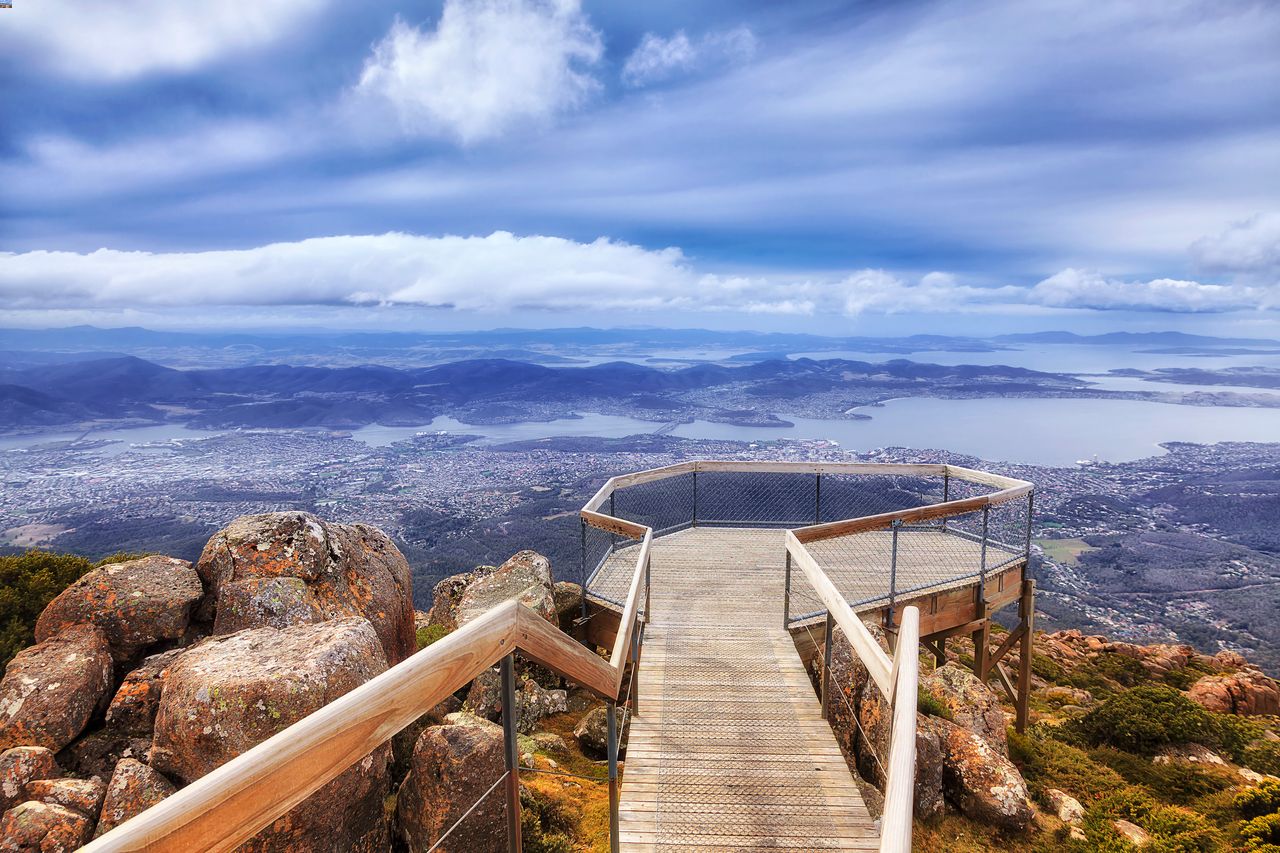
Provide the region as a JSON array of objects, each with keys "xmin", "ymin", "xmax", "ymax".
[
  {"xmin": 500, "ymin": 655, "xmax": 522, "ymax": 853},
  {"xmin": 821, "ymin": 611, "xmax": 833, "ymax": 720},
  {"xmin": 691, "ymin": 470, "xmax": 698, "ymax": 527},
  {"xmin": 579, "ymin": 518, "xmax": 588, "ymax": 622},
  {"xmin": 608, "ymin": 702, "xmax": 620, "ymax": 853},
  {"xmin": 783, "ymin": 550, "xmax": 792, "ymax": 629},
  {"xmin": 888, "ymin": 520, "xmax": 900, "ymax": 629},
  {"xmin": 815, "ymin": 472, "xmax": 822, "ymax": 524}
]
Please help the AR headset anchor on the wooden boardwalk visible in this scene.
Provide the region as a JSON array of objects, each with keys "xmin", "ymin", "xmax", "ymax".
[{"xmin": 616, "ymin": 528, "xmax": 880, "ymax": 851}]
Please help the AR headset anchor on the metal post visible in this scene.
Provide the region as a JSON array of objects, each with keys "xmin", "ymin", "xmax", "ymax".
[
  {"xmin": 888, "ymin": 520, "xmax": 900, "ymax": 628},
  {"xmin": 607, "ymin": 702, "xmax": 620, "ymax": 853},
  {"xmin": 821, "ymin": 611, "xmax": 834, "ymax": 720},
  {"xmin": 632, "ymin": 620, "xmax": 644, "ymax": 717},
  {"xmin": 1024, "ymin": 490, "xmax": 1035, "ymax": 563},
  {"xmin": 691, "ymin": 470, "xmax": 698, "ymax": 527},
  {"xmin": 941, "ymin": 471, "xmax": 950, "ymax": 533},
  {"xmin": 644, "ymin": 552, "xmax": 651, "ymax": 624},
  {"xmin": 814, "ymin": 472, "xmax": 822, "ymax": 524},
  {"xmin": 783, "ymin": 550, "xmax": 792, "ymax": 629},
  {"xmin": 979, "ymin": 504, "xmax": 990, "ymax": 582},
  {"xmin": 500, "ymin": 655, "xmax": 522, "ymax": 853},
  {"xmin": 579, "ymin": 519, "xmax": 588, "ymax": 622},
  {"xmin": 609, "ymin": 492, "xmax": 617, "ymax": 551}
]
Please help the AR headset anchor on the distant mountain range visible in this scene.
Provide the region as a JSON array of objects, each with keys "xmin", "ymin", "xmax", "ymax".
[{"xmin": 0, "ymin": 354, "xmax": 1076, "ymax": 430}]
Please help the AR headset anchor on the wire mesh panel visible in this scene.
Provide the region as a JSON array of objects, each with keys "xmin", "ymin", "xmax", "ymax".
[
  {"xmin": 610, "ymin": 472, "xmax": 695, "ymax": 535},
  {"xmin": 816, "ymin": 473, "xmax": 942, "ymax": 525},
  {"xmin": 694, "ymin": 470, "xmax": 818, "ymax": 526},
  {"xmin": 986, "ymin": 494, "xmax": 1031, "ymax": 569}
]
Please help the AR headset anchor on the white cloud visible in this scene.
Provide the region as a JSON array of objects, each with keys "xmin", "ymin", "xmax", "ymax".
[
  {"xmin": 1028, "ymin": 268, "xmax": 1273, "ymax": 312},
  {"xmin": 355, "ymin": 0, "xmax": 603, "ymax": 144},
  {"xmin": 622, "ymin": 26, "xmax": 756, "ymax": 87},
  {"xmin": 0, "ymin": 0, "xmax": 328, "ymax": 80},
  {"xmin": 1190, "ymin": 213, "xmax": 1280, "ymax": 284}
]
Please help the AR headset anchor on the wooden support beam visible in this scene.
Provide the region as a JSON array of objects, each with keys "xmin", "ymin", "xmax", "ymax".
[
  {"xmin": 1016, "ymin": 579, "xmax": 1036, "ymax": 733},
  {"xmin": 994, "ymin": 662, "xmax": 1017, "ymax": 703},
  {"xmin": 980, "ymin": 625, "xmax": 1026, "ymax": 681},
  {"xmin": 922, "ymin": 618, "xmax": 987, "ymax": 644},
  {"xmin": 970, "ymin": 590, "xmax": 989, "ymax": 684}
]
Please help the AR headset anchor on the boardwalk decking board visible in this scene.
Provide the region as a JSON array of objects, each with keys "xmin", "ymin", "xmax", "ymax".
[{"xmin": 616, "ymin": 528, "xmax": 879, "ymax": 851}]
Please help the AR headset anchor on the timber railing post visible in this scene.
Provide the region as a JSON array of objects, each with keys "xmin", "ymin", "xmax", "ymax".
[
  {"xmin": 607, "ymin": 702, "xmax": 620, "ymax": 853},
  {"xmin": 500, "ymin": 655, "xmax": 522, "ymax": 853}
]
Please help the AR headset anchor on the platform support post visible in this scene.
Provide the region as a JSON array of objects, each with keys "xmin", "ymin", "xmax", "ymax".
[
  {"xmin": 500, "ymin": 655, "xmax": 522, "ymax": 853},
  {"xmin": 1015, "ymin": 578, "xmax": 1036, "ymax": 733}
]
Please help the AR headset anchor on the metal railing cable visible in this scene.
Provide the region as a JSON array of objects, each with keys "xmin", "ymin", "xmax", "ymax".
[{"xmin": 423, "ymin": 771, "xmax": 510, "ymax": 853}]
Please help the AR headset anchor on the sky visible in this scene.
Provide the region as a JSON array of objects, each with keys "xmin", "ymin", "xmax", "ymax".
[{"xmin": 0, "ymin": 0, "xmax": 1278, "ymax": 335}]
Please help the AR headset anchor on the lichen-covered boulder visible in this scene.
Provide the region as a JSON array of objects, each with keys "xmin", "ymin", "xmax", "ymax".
[
  {"xmin": 463, "ymin": 667, "xmax": 503, "ymax": 721},
  {"xmin": 454, "ymin": 551, "xmax": 556, "ymax": 628},
  {"xmin": 920, "ymin": 664, "xmax": 1008, "ymax": 755},
  {"xmin": 104, "ymin": 648, "xmax": 184, "ymax": 735},
  {"xmin": 397, "ymin": 713, "xmax": 506, "ymax": 853},
  {"xmin": 196, "ymin": 511, "xmax": 415, "ymax": 665},
  {"xmin": 34, "ymin": 556, "xmax": 202, "ymax": 662},
  {"xmin": 23, "ymin": 777, "xmax": 104, "ymax": 820},
  {"xmin": 425, "ymin": 566, "xmax": 496, "ymax": 631},
  {"xmin": 552, "ymin": 582, "xmax": 583, "ymax": 628},
  {"xmin": 1187, "ymin": 668, "xmax": 1280, "ymax": 716},
  {"xmin": 516, "ymin": 680, "xmax": 567, "ymax": 735},
  {"xmin": 573, "ymin": 706, "xmax": 626, "ymax": 759},
  {"xmin": 150, "ymin": 618, "xmax": 391, "ymax": 852},
  {"xmin": 1046, "ymin": 788, "xmax": 1084, "ymax": 825},
  {"xmin": 93, "ymin": 758, "xmax": 175, "ymax": 838},
  {"xmin": 936, "ymin": 717, "xmax": 1033, "ymax": 830},
  {"xmin": 0, "ymin": 801, "xmax": 93, "ymax": 852},
  {"xmin": 0, "ymin": 748, "xmax": 59, "ymax": 813},
  {"xmin": 0, "ymin": 625, "xmax": 113, "ymax": 752},
  {"xmin": 913, "ymin": 715, "xmax": 947, "ymax": 820}
]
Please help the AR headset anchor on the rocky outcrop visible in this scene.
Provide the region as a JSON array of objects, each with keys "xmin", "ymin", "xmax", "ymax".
[
  {"xmin": 34, "ymin": 556, "xmax": 202, "ymax": 663},
  {"xmin": 463, "ymin": 669, "xmax": 567, "ymax": 734},
  {"xmin": 0, "ymin": 801, "xmax": 92, "ymax": 852},
  {"xmin": 104, "ymin": 648, "xmax": 184, "ymax": 735},
  {"xmin": 196, "ymin": 512, "xmax": 415, "ymax": 665},
  {"xmin": 920, "ymin": 664, "xmax": 1008, "ymax": 755},
  {"xmin": 1187, "ymin": 668, "xmax": 1280, "ymax": 716},
  {"xmin": 913, "ymin": 716, "xmax": 947, "ymax": 820},
  {"xmin": 425, "ymin": 567, "xmax": 496, "ymax": 631},
  {"xmin": 22, "ymin": 778, "xmax": 104, "ymax": 821},
  {"xmin": 454, "ymin": 551, "xmax": 556, "ymax": 628},
  {"xmin": 150, "ymin": 618, "xmax": 391, "ymax": 852},
  {"xmin": 936, "ymin": 718, "xmax": 1033, "ymax": 831},
  {"xmin": 574, "ymin": 705, "xmax": 626, "ymax": 759},
  {"xmin": 0, "ymin": 749, "xmax": 59, "ymax": 814},
  {"xmin": 398, "ymin": 713, "xmax": 507, "ymax": 853},
  {"xmin": 94, "ymin": 759, "xmax": 176, "ymax": 839},
  {"xmin": 552, "ymin": 582, "xmax": 583, "ymax": 628},
  {"xmin": 0, "ymin": 625, "xmax": 113, "ymax": 752},
  {"xmin": 56, "ymin": 731, "xmax": 150, "ymax": 780}
]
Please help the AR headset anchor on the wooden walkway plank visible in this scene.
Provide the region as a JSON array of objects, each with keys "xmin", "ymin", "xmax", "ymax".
[{"xmin": 616, "ymin": 528, "xmax": 879, "ymax": 851}]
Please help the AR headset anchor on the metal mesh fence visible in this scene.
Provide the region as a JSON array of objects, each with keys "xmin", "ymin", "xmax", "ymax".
[
  {"xmin": 694, "ymin": 471, "xmax": 818, "ymax": 526},
  {"xmin": 582, "ymin": 466, "xmax": 1031, "ymax": 620}
]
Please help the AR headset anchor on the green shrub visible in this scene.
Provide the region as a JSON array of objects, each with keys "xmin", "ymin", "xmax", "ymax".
[
  {"xmin": 520, "ymin": 786, "xmax": 577, "ymax": 853},
  {"xmin": 416, "ymin": 623, "xmax": 450, "ymax": 650},
  {"xmin": 0, "ymin": 550, "xmax": 97, "ymax": 672},
  {"xmin": 1215, "ymin": 714, "xmax": 1266, "ymax": 763},
  {"xmin": 1237, "ymin": 780, "xmax": 1280, "ymax": 819},
  {"xmin": 1089, "ymin": 747, "xmax": 1236, "ymax": 805},
  {"xmin": 918, "ymin": 687, "xmax": 953, "ymax": 720},
  {"xmin": 1071, "ymin": 685, "xmax": 1218, "ymax": 755},
  {"xmin": 1085, "ymin": 788, "xmax": 1220, "ymax": 852},
  {"xmin": 1244, "ymin": 742, "xmax": 1280, "ymax": 777},
  {"xmin": 1008, "ymin": 726, "xmax": 1127, "ymax": 803},
  {"xmin": 1241, "ymin": 812, "xmax": 1280, "ymax": 850}
]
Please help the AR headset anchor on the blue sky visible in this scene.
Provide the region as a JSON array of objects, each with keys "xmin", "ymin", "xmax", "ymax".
[{"xmin": 0, "ymin": 0, "xmax": 1278, "ymax": 334}]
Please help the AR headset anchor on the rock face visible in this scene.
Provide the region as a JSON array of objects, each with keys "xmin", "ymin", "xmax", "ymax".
[
  {"xmin": 150, "ymin": 618, "xmax": 391, "ymax": 852},
  {"xmin": 94, "ymin": 759, "xmax": 176, "ymax": 839},
  {"xmin": 0, "ymin": 801, "xmax": 93, "ymax": 852},
  {"xmin": 23, "ymin": 778, "xmax": 104, "ymax": 820},
  {"xmin": 0, "ymin": 625, "xmax": 113, "ymax": 752},
  {"xmin": 936, "ymin": 718, "xmax": 1033, "ymax": 831},
  {"xmin": 463, "ymin": 669, "xmax": 567, "ymax": 734},
  {"xmin": 913, "ymin": 716, "xmax": 947, "ymax": 820},
  {"xmin": 552, "ymin": 582, "xmax": 583, "ymax": 628},
  {"xmin": 0, "ymin": 748, "xmax": 59, "ymax": 813},
  {"xmin": 34, "ymin": 556, "xmax": 203, "ymax": 662},
  {"xmin": 920, "ymin": 664, "xmax": 1008, "ymax": 755},
  {"xmin": 425, "ymin": 567, "xmax": 496, "ymax": 631},
  {"xmin": 196, "ymin": 512, "xmax": 415, "ymax": 665},
  {"xmin": 104, "ymin": 648, "xmax": 184, "ymax": 735},
  {"xmin": 398, "ymin": 713, "xmax": 507, "ymax": 853},
  {"xmin": 454, "ymin": 551, "xmax": 556, "ymax": 628},
  {"xmin": 1187, "ymin": 669, "xmax": 1280, "ymax": 716}
]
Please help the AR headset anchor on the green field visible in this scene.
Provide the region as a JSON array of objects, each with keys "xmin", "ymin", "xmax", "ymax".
[{"xmin": 1037, "ymin": 537, "xmax": 1095, "ymax": 566}]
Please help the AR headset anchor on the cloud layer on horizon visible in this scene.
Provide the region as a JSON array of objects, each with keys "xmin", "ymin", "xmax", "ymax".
[{"xmin": 1, "ymin": 228, "xmax": 1274, "ymax": 323}]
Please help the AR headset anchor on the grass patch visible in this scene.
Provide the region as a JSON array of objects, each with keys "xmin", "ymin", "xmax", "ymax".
[
  {"xmin": 416, "ymin": 623, "xmax": 450, "ymax": 649},
  {"xmin": 1038, "ymin": 537, "xmax": 1095, "ymax": 566}
]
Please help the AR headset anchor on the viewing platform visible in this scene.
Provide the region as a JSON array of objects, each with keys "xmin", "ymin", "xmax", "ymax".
[{"xmin": 85, "ymin": 459, "xmax": 1034, "ymax": 853}]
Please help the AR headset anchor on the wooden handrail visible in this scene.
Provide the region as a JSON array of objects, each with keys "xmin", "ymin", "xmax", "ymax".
[
  {"xmin": 880, "ymin": 605, "xmax": 920, "ymax": 853},
  {"xmin": 82, "ymin": 599, "xmax": 620, "ymax": 853}
]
